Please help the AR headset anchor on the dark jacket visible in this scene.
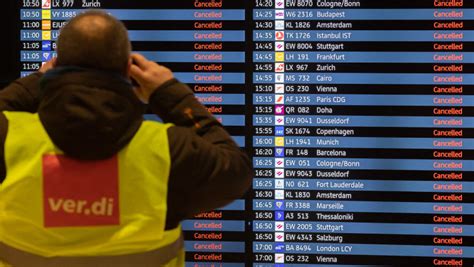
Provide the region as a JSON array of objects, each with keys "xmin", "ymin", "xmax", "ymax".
[{"xmin": 0, "ymin": 69, "xmax": 252, "ymax": 230}]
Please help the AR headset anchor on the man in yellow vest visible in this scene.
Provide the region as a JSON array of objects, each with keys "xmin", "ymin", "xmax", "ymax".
[{"xmin": 0, "ymin": 10, "xmax": 252, "ymax": 266}]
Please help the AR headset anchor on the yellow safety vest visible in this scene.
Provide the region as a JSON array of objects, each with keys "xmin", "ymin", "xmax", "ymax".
[{"xmin": 0, "ymin": 111, "xmax": 184, "ymax": 266}]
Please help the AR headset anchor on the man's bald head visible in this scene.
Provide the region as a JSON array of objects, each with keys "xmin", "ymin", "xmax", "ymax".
[{"xmin": 57, "ymin": 10, "xmax": 131, "ymax": 75}]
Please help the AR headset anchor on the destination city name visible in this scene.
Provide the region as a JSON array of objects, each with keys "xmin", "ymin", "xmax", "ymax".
[
  {"xmin": 317, "ymin": 160, "xmax": 360, "ymax": 168},
  {"xmin": 317, "ymin": 234, "xmax": 343, "ymax": 243},
  {"xmin": 316, "ymin": 43, "xmax": 344, "ymax": 51},
  {"xmin": 316, "ymin": 192, "xmax": 352, "ymax": 199},
  {"xmin": 317, "ymin": 128, "xmax": 355, "ymax": 137},
  {"xmin": 317, "ymin": 118, "xmax": 350, "ymax": 125},
  {"xmin": 317, "ymin": 245, "xmax": 353, "ymax": 253},
  {"xmin": 316, "ymin": 64, "xmax": 337, "ymax": 72},
  {"xmin": 317, "ymin": 256, "xmax": 338, "ymax": 263},
  {"xmin": 317, "ymin": 149, "xmax": 346, "ymax": 157},
  {"xmin": 316, "ymin": 85, "xmax": 338, "ymax": 93},
  {"xmin": 317, "ymin": 223, "xmax": 344, "ymax": 232},
  {"xmin": 316, "ymin": 107, "xmax": 334, "ymax": 114},
  {"xmin": 316, "ymin": 181, "xmax": 364, "ymax": 189},
  {"xmin": 316, "ymin": 0, "xmax": 361, "ymax": 8},
  {"xmin": 317, "ymin": 202, "xmax": 345, "ymax": 210},
  {"xmin": 316, "ymin": 32, "xmax": 352, "ymax": 39},
  {"xmin": 317, "ymin": 213, "xmax": 354, "ymax": 221},
  {"xmin": 317, "ymin": 170, "xmax": 350, "ymax": 178},
  {"xmin": 316, "ymin": 11, "xmax": 346, "ymax": 19},
  {"xmin": 316, "ymin": 22, "xmax": 352, "ymax": 29}
]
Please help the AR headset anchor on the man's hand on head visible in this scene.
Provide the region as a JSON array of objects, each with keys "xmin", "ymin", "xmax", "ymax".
[
  {"xmin": 39, "ymin": 57, "xmax": 57, "ymax": 74},
  {"xmin": 129, "ymin": 53, "xmax": 174, "ymax": 103}
]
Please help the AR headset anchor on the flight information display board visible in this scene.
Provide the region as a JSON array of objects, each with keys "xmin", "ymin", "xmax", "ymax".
[{"xmin": 12, "ymin": 0, "xmax": 474, "ymax": 266}]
